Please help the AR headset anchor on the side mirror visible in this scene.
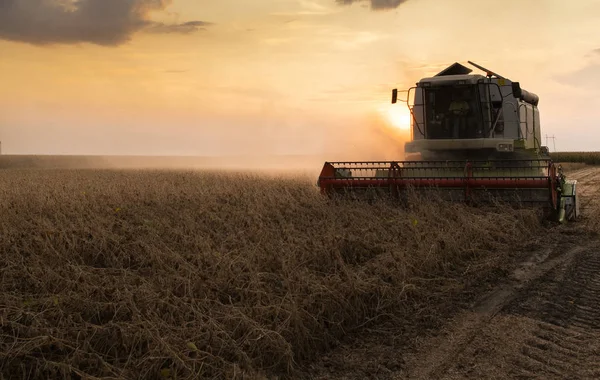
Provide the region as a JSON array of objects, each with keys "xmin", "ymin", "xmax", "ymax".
[{"xmin": 392, "ymin": 89, "xmax": 398, "ymax": 104}]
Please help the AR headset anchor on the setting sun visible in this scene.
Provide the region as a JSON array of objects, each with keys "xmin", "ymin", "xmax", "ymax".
[{"xmin": 386, "ymin": 105, "xmax": 411, "ymax": 131}]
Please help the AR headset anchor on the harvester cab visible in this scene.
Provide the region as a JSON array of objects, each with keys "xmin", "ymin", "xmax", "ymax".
[
  {"xmin": 396, "ymin": 61, "xmax": 544, "ymax": 161},
  {"xmin": 318, "ymin": 61, "xmax": 579, "ymax": 223}
]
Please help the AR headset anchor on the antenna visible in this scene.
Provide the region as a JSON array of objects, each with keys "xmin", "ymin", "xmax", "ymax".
[
  {"xmin": 467, "ymin": 61, "xmax": 506, "ymax": 79},
  {"xmin": 545, "ymin": 135, "xmax": 557, "ymax": 152}
]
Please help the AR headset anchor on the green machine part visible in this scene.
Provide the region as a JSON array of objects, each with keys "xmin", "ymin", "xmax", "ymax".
[{"xmin": 558, "ymin": 179, "xmax": 579, "ymax": 223}]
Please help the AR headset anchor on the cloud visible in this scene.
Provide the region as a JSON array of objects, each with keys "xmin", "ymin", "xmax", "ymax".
[
  {"xmin": 163, "ymin": 69, "xmax": 189, "ymax": 74},
  {"xmin": 271, "ymin": 0, "xmax": 340, "ymax": 16},
  {"xmin": 555, "ymin": 62, "xmax": 600, "ymax": 92},
  {"xmin": 146, "ymin": 20, "xmax": 212, "ymax": 35},
  {"xmin": 335, "ymin": 0, "xmax": 410, "ymax": 10},
  {"xmin": 0, "ymin": 0, "xmax": 211, "ymax": 46}
]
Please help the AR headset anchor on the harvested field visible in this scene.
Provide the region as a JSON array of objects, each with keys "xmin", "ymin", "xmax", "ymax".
[
  {"xmin": 0, "ymin": 167, "xmax": 548, "ymax": 379},
  {"xmin": 358, "ymin": 165, "xmax": 600, "ymax": 380}
]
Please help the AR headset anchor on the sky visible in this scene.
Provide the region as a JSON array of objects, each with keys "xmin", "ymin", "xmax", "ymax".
[{"xmin": 0, "ymin": 0, "xmax": 599, "ymax": 157}]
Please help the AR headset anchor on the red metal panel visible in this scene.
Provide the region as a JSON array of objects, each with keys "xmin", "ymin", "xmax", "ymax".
[
  {"xmin": 319, "ymin": 178, "xmax": 549, "ymax": 189},
  {"xmin": 317, "ymin": 160, "xmax": 560, "ymax": 210}
]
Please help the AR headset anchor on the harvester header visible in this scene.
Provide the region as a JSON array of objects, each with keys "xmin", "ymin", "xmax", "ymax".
[{"xmin": 317, "ymin": 61, "xmax": 579, "ymax": 223}]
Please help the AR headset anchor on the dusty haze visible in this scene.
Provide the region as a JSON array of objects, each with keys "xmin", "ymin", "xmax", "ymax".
[{"xmin": 0, "ymin": 109, "xmax": 409, "ymax": 176}]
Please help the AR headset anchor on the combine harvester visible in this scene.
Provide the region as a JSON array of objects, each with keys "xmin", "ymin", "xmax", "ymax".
[{"xmin": 318, "ymin": 61, "xmax": 579, "ymax": 222}]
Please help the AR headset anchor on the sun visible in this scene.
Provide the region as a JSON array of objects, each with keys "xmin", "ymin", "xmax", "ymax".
[{"xmin": 386, "ymin": 105, "xmax": 411, "ymax": 131}]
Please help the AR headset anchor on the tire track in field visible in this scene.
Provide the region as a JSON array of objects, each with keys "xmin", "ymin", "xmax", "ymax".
[
  {"xmin": 503, "ymin": 248, "xmax": 600, "ymax": 380},
  {"xmin": 400, "ymin": 245, "xmax": 600, "ymax": 380}
]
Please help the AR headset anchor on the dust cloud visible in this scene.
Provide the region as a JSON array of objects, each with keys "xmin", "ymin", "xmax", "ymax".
[
  {"xmin": 330, "ymin": 110, "xmax": 409, "ymax": 162},
  {"xmin": 0, "ymin": 109, "xmax": 410, "ymax": 178}
]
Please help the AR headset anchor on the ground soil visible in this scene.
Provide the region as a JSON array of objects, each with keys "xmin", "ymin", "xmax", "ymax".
[{"xmin": 307, "ymin": 166, "xmax": 600, "ymax": 380}]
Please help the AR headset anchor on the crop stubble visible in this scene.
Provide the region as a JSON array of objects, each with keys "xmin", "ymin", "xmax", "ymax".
[
  {"xmin": 385, "ymin": 165, "xmax": 600, "ymax": 380},
  {"xmin": 0, "ymin": 168, "xmax": 547, "ymax": 379}
]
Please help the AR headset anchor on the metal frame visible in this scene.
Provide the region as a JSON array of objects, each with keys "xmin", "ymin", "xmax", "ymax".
[
  {"xmin": 318, "ymin": 159, "xmax": 559, "ymax": 209},
  {"xmin": 406, "ymin": 81, "xmax": 507, "ymax": 141},
  {"xmin": 518, "ymin": 102, "xmax": 542, "ymax": 151}
]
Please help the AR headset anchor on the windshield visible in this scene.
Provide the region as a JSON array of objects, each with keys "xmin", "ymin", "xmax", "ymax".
[{"xmin": 422, "ymin": 85, "xmax": 483, "ymax": 139}]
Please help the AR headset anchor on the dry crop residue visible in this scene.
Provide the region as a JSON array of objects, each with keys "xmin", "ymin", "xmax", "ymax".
[
  {"xmin": 393, "ymin": 166, "xmax": 600, "ymax": 380},
  {"xmin": 0, "ymin": 168, "xmax": 546, "ymax": 380}
]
